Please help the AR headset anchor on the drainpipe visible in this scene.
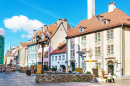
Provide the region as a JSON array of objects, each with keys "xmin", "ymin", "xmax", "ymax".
[
  {"xmin": 121, "ymin": 24, "xmax": 123, "ymax": 78},
  {"xmin": 66, "ymin": 39, "xmax": 68, "ymax": 73}
]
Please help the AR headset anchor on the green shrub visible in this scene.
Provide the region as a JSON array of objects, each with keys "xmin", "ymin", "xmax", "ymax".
[{"xmin": 86, "ymin": 71, "xmax": 91, "ymax": 74}]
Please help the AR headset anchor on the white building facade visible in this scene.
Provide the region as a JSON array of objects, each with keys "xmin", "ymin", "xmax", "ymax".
[
  {"xmin": 66, "ymin": 2, "xmax": 130, "ymax": 78},
  {"xmin": 51, "ymin": 53, "xmax": 67, "ymax": 72}
]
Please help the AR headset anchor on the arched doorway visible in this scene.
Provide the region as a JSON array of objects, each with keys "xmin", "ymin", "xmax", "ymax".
[
  {"xmin": 107, "ymin": 60, "xmax": 114, "ymax": 75},
  {"xmin": 60, "ymin": 65, "xmax": 66, "ymax": 72},
  {"xmin": 71, "ymin": 62, "xmax": 75, "ymax": 71}
]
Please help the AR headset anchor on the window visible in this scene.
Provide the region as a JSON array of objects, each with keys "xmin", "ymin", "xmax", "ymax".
[
  {"xmin": 38, "ymin": 45, "xmax": 40, "ymax": 49},
  {"xmin": 95, "ymin": 33, "xmax": 100, "ymax": 41},
  {"xmin": 44, "ymin": 62, "xmax": 48, "ymax": 66},
  {"xmin": 31, "ymin": 39, "xmax": 33, "ymax": 43},
  {"xmin": 55, "ymin": 56, "xmax": 57, "ymax": 61},
  {"xmin": 96, "ymin": 63, "xmax": 101, "ymax": 68},
  {"xmin": 44, "ymin": 52, "xmax": 48, "ymax": 58},
  {"xmin": 52, "ymin": 56, "xmax": 54, "ymax": 61},
  {"xmin": 84, "ymin": 63, "xmax": 86, "ymax": 71},
  {"xmin": 38, "ymin": 53, "xmax": 41, "ymax": 58},
  {"xmin": 107, "ymin": 45, "xmax": 114, "ymax": 54},
  {"xmin": 103, "ymin": 20, "xmax": 107, "ymax": 25},
  {"xmin": 95, "ymin": 47, "xmax": 101, "ymax": 55},
  {"xmin": 82, "ymin": 36, "xmax": 86, "ymax": 44},
  {"xmin": 70, "ymin": 38, "xmax": 74, "ymax": 46},
  {"xmin": 107, "ymin": 30, "xmax": 113, "ymax": 39},
  {"xmin": 59, "ymin": 56, "xmax": 61, "ymax": 60},
  {"xmin": 80, "ymin": 27, "xmax": 83, "ymax": 32},
  {"xmin": 82, "ymin": 49, "xmax": 86, "ymax": 57},
  {"xmin": 97, "ymin": 16, "xmax": 100, "ymax": 21},
  {"xmin": 62, "ymin": 55, "xmax": 65, "ymax": 60},
  {"xmin": 70, "ymin": 50, "xmax": 75, "ymax": 58}
]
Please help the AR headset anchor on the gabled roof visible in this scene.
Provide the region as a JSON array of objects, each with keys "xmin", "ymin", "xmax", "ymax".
[
  {"xmin": 51, "ymin": 42, "xmax": 66, "ymax": 54},
  {"xmin": 12, "ymin": 47, "xmax": 19, "ymax": 55},
  {"xmin": 67, "ymin": 8, "xmax": 130, "ymax": 38}
]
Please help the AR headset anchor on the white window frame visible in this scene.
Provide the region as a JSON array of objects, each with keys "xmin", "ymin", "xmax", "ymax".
[
  {"xmin": 59, "ymin": 55, "xmax": 61, "ymax": 60},
  {"xmin": 80, "ymin": 27, "xmax": 83, "ymax": 32},
  {"xmin": 52, "ymin": 56, "xmax": 54, "ymax": 61},
  {"xmin": 55, "ymin": 56, "xmax": 57, "ymax": 61},
  {"xmin": 95, "ymin": 33, "xmax": 100, "ymax": 41},
  {"xmin": 103, "ymin": 19, "xmax": 107, "ymax": 25},
  {"xmin": 97, "ymin": 16, "xmax": 100, "ymax": 21},
  {"xmin": 81, "ymin": 36, "xmax": 86, "ymax": 44},
  {"xmin": 107, "ymin": 45, "xmax": 114, "ymax": 54},
  {"xmin": 70, "ymin": 38, "xmax": 74, "ymax": 46},
  {"xmin": 95, "ymin": 47, "xmax": 101, "ymax": 55},
  {"xmin": 107, "ymin": 30, "xmax": 113, "ymax": 39},
  {"xmin": 70, "ymin": 50, "xmax": 75, "ymax": 58},
  {"xmin": 62, "ymin": 55, "xmax": 65, "ymax": 60},
  {"xmin": 96, "ymin": 63, "xmax": 101, "ymax": 68}
]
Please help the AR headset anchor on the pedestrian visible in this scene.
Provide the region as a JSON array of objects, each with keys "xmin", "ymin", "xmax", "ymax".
[
  {"xmin": 69, "ymin": 70, "xmax": 71, "ymax": 73},
  {"xmin": 111, "ymin": 74, "xmax": 115, "ymax": 83}
]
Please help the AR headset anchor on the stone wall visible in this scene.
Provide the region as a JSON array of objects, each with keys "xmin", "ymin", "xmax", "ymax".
[{"xmin": 35, "ymin": 74, "xmax": 95, "ymax": 83}]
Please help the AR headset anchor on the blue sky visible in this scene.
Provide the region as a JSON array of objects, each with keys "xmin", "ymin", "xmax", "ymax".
[{"xmin": 1, "ymin": 0, "xmax": 130, "ymax": 54}]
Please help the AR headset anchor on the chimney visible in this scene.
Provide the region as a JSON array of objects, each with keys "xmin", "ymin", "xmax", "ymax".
[
  {"xmin": 28, "ymin": 40, "xmax": 31, "ymax": 43},
  {"xmin": 33, "ymin": 30, "xmax": 36, "ymax": 37},
  {"xmin": 108, "ymin": 2, "xmax": 116, "ymax": 12},
  {"xmin": 44, "ymin": 25, "xmax": 47, "ymax": 32},
  {"xmin": 57, "ymin": 19, "xmax": 62, "ymax": 27},
  {"xmin": 13, "ymin": 45, "xmax": 15, "ymax": 48},
  {"xmin": 63, "ymin": 19, "xmax": 68, "ymax": 30},
  {"xmin": 41, "ymin": 27, "xmax": 43, "ymax": 32},
  {"xmin": 87, "ymin": 0, "xmax": 95, "ymax": 19}
]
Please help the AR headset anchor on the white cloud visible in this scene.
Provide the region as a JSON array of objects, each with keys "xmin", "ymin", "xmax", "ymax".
[{"xmin": 3, "ymin": 15, "xmax": 44, "ymax": 38}]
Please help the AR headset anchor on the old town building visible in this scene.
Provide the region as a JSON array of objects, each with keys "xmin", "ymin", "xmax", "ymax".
[{"xmin": 66, "ymin": 2, "xmax": 130, "ymax": 78}]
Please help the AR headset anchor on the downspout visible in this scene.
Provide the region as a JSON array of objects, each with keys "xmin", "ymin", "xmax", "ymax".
[
  {"xmin": 121, "ymin": 24, "xmax": 123, "ymax": 78},
  {"xmin": 66, "ymin": 39, "xmax": 68, "ymax": 73},
  {"xmin": 49, "ymin": 40, "xmax": 51, "ymax": 70}
]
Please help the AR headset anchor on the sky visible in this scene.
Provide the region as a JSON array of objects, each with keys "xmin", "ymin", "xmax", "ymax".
[{"xmin": 1, "ymin": 0, "xmax": 130, "ymax": 54}]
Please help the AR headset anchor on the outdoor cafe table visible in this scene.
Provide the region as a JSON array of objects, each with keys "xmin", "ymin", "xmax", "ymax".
[{"xmin": 104, "ymin": 75, "xmax": 112, "ymax": 82}]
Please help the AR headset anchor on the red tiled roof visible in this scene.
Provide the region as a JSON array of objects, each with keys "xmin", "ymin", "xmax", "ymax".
[
  {"xmin": 67, "ymin": 8, "xmax": 130, "ymax": 37},
  {"xmin": 51, "ymin": 42, "xmax": 66, "ymax": 54},
  {"xmin": 20, "ymin": 42, "xmax": 28, "ymax": 47}
]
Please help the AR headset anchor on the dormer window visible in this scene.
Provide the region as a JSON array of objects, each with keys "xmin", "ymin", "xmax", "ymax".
[
  {"xmin": 97, "ymin": 16, "xmax": 101, "ymax": 21},
  {"xmin": 103, "ymin": 19, "xmax": 107, "ymax": 25},
  {"xmin": 80, "ymin": 27, "xmax": 83, "ymax": 32},
  {"xmin": 31, "ymin": 39, "xmax": 33, "ymax": 43}
]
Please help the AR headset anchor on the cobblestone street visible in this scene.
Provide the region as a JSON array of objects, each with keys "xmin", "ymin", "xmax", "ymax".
[{"xmin": 0, "ymin": 72, "xmax": 130, "ymax": 86}]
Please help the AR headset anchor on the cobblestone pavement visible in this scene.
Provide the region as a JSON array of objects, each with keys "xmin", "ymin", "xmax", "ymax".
[{"xmin": 0, "ymin": 72, "xmax": 130, "ymax": 86}]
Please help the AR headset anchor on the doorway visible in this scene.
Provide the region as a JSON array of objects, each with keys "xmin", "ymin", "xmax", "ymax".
[
  {"xmin": 108, "ymin": 60, "xmax": 114, "ymax": 75},
  {"xmin": 71, "ymin": 62, "xmax": 75, "ymax": 71},
  {"xmin": 60, "ymin": 65, "xmax": 66, "ymax": 72}
]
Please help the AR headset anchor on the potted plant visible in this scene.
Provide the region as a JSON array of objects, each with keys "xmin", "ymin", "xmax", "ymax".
[{"xmin": 113, "ymin": 74, "xmax": 116, "ymax": 78}]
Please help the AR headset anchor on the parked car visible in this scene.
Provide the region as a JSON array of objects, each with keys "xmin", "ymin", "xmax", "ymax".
[{"xmin": 71, "ymin": 71, "xmax": 79, "ymax": 74}]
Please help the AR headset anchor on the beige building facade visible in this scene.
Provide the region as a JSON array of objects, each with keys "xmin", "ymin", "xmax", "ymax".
[{"xmin": 66, "ymin": 2, "xmax": 130, "ymax": 78}]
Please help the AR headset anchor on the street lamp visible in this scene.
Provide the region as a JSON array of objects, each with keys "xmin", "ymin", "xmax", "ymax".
[{"xmin": 36, "ymin": 35, "xmax": 49, "ymax": 74}]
